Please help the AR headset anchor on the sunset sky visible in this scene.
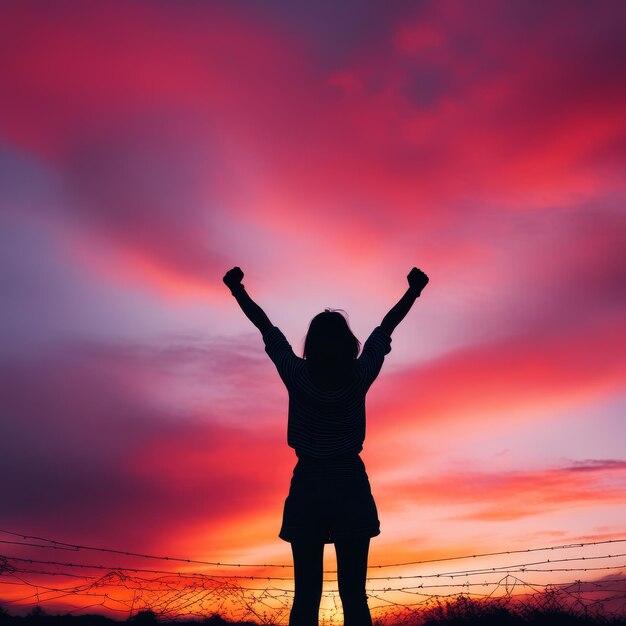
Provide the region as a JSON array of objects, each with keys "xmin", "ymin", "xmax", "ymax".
[{"xmin": 1, "ymin": 0, "xmax": 625, "ymax": 620}]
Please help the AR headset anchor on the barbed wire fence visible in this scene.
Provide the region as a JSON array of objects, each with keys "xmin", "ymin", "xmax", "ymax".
[{"xmin": 1, "ymin": 530, "xmax": 625, "ymax": 624}]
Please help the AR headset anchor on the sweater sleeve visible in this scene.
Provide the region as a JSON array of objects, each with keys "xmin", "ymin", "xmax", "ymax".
[
  {"xmin": 263, "ymin": 326, "xmax": 299, "ymax": 383},
  {"xmin": 358, "ymin": 326, "xmax": 392, "ymax": 387}
]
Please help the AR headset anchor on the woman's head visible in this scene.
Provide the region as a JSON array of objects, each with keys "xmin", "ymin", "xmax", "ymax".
[{"xmin": 303, "ymin": 309, "xmax": 360, "ymax": 363}]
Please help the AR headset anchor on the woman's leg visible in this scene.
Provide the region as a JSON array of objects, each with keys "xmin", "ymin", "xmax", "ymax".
[
  {"xmin": 289, "ymin": 539, "xmax": 325, "ymax": 626},
  {"xmin": 335, "ymin": 536, "xmax": 372, "ymax": 626}
]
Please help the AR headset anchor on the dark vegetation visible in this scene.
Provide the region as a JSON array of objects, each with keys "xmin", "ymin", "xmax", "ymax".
[
  {"xmin": 1, "ymin": 601, "xmax": 625, "ymax": 626},
  {"xmin": 0, "ymin": 607, "xmax": 249, "ymax": 626}
]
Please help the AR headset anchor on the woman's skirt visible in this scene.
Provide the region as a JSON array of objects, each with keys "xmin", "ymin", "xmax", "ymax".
[{"xmin": 279, "ymin": 453, "xmax": 380, "ymax": 544}]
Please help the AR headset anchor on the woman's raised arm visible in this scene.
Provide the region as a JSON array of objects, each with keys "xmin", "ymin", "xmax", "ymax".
[
  {"xmin": 223, "ymin": 267, "xmax": 274, "ymax": 336},
  {"xmin": 379, "ymin": 267, "xmax": 429, "ymax": 337}
]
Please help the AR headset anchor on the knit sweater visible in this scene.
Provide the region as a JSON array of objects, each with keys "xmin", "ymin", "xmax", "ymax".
[{"xmin": 263, "ymin": 325, "xmax": 392, "ymax": 459}]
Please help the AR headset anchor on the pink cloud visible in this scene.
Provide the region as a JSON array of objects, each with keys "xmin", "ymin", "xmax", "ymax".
[
  {"xmin": 377, "ymin": 459, "xmax": 626, "ymax": 521},
  {"xmin": 1, "ymin": 1, "xmax": 624, "ymax": 299},
  {"xmin": 365, "ymin": 314, "xmax": 626, "ymax": 464},
  {"xmin": 0, "ymin": 334, "xmax": 290, "ymax": 555},
  {"xmin": 0, "ymin": 1, "xmax": 307, "ymax": 294}
]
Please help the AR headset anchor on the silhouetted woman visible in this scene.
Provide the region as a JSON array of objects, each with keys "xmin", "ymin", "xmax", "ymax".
[{"xmin": 223, "ymin": 267, "xmax": 429, "ymax": 626}]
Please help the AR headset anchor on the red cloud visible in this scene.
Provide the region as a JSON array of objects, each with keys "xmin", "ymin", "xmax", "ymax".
[
  {"xmin": 376, "ymin": 460, "xmax": 626, "ymax": 521},
  {"xmin": 0, "ymin": 1, "xmax": 306, "ymax": 294},
  {"xmin": 1, "ymin": 1, "xmax": 624, "ymax": 297},
  {"xmin": 363, "ymin": 313, "xmax": 625, "ymax": 476},
  {"xmin": 0, "ymin": 334, "xmax": 290, "ymax": 556}
]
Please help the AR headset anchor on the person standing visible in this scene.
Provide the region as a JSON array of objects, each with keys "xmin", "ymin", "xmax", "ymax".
[{"xmin": 223, "ymin": 267, "xmax": 429, "ymax": 626}]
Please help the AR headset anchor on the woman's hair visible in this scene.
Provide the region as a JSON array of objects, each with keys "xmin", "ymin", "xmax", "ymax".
[{"xmin": 303, "ymin": 309, "xmax": 360, "ymax": 388}]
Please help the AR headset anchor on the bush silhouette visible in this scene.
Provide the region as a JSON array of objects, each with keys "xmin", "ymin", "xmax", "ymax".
[{"xmin": 127, "ymin": 609, "xmax": 158, "ymax": 624}]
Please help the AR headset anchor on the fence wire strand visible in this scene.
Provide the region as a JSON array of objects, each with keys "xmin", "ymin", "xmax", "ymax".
[{"xmin": 1, "ymin": 530, "xmax": 625, "ymax": 624}]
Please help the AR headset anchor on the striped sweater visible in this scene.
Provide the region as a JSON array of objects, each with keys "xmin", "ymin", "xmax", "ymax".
[{"xmin": 263, "ymin": 326, "xmax": 392, "ymax": 458}]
